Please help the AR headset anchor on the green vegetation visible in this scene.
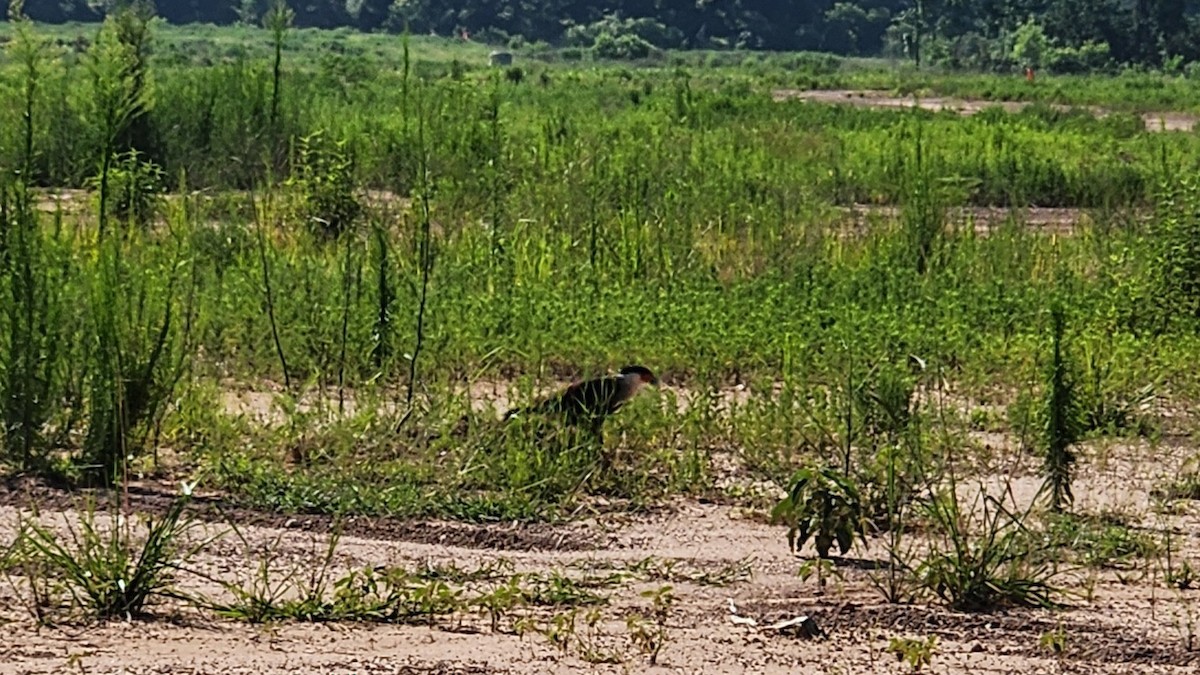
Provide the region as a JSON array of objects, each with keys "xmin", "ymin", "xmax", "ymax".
[
  {"xmin": 1041, "ymin": 304, "xmax": 1079, "ymax": 513},
  {"xmin": 201, "ymin": 540, "xmax": 611, "ymax": 625},
  {"xmin": 889, "ymin": 635, "xmax": 938, "ymax": 673},
  {"xmin": 17, "ymin": 488, "xmax": 205, "ymax": 619},
  {"xmin": 772, "ymin": 465, "xmax": 868, "ymax": 560},
  {"xmin": 2, "ymin": 5, "xmax": 1200, "ymax": 624},
  {"xmin": 917, "ymin": 488, "xmax": 1061, "ymax": 611},
  {"xmin": 13, "ymin": 0, "xmax": 1200, "ymax": 73},
  {"xmin": 1040, "ymin": 511, "xmax": 1158, "ymax": 569},
  {"xmin": 625, "ymin": 585, "xmax": 675, "ymax": 666},
  {"xmin": 0, "ymin": 9, "xmax": 1196, "ymax": 513}
]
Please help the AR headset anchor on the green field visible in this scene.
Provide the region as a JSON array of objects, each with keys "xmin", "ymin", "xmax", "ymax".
[
  {"xmin": 1, "ymin": 14, "xmax": 1198, "ymax": 513},
  {"xmin": 4, "ymin": 12, "xmax": 1200, "ymax": 650}
]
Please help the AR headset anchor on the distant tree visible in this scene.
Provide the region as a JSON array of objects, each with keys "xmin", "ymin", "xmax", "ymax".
[
  {"xmin": 824, "ymin": 3, "xmax": 870, "ymax": 54},
  {"xmin": 1131, "ymin": 0, "xmax": 1164, "ymax": 64},
  {"xmin": 823, "ymin": 2, "xmax": 891, "ymax": 54},
  {"xmin": 1041, "ymin": 0, "xmax": 1128, "ymax": 58},
  {"xmin": 234, "ymin": 0, "xmax": 263, "ymax": 25},
  {"xmin": 6, "ymin": 0, "xmax": 1200, "ymax": 70},
  {"xmin": 17, "ymin": 0, "xmax": 95, "ymax": 21},
  {"xmin": 346, "ymin": 0, "xmax": 391, "ymax": 30},
  {"xmin": 1011, "ymin": 17, "xmax": 1051, "ymax": 69}
]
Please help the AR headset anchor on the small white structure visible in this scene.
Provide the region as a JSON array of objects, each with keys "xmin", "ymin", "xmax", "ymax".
[{"xmin": 489, "ymin": 50, "xmax": 514, "ymax": 66}]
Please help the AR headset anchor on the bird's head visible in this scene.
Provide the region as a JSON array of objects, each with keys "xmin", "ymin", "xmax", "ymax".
[{"xmin": 619, "ymin": 364, "xmax": 659, "ymax": 390}]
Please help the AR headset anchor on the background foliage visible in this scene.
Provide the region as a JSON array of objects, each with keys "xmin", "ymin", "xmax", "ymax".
[{"xmin": 7, "ymin": 0, "xmax": 1200, "ymax": 71}]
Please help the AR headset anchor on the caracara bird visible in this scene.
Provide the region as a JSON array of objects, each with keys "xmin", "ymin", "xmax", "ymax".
[{"xmin": 503, "ymin": 365, "xmax": 659, "ymax": 439}]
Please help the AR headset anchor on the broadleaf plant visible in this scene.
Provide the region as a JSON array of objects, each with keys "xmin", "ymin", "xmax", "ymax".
[{"xmin": 772, "ymin": 465, "xmax": 867, "ymax": 559}]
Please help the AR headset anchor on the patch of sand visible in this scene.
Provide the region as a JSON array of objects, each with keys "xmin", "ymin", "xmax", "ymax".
[
  {"xmin": 774, "ymin": 88, "xmax": 1200, "ymax": 133},
  {"xmin": 3, "ymin": 431, "xmax": 1200, "ymax": 675}
]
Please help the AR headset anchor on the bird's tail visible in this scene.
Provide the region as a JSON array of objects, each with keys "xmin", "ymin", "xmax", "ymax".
[{"xmin": 504, "ymin": 397, "xmax": 557, "ymax": 421}]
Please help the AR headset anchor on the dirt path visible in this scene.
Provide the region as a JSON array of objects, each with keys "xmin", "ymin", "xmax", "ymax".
[
  {"xmin": 3, "ymin": 445, "xmax": 1200, "ymax": 675},
  {"xmin": 775, "ymin": 88, "xmax": 1200, "ymax": 132},
  {"xmin": 837, "ymin": 203, "xmax": 1133, "ymax": 236}
]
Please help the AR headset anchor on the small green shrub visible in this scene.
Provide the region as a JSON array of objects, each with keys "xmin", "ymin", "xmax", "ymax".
[
  {"xmin": 288, "ymin": 129, "xmax": 361, "ymax": 237},
  {"xmin": 626, "ymin": 585, "xmax": 674, "ymax": 666},
  {"xmin": 888, "ymin": 635, "xmax": 938, "ymax": 672},
  {"xmin": 772, "ymin": 465, "xmax": 867, "ymax": 559},
  {"xmin": 1041, "ymin": 304, "xmax": 1080, "ymax": 512},
  {"xmin": 87, "ymin": 150, "xmax": 166, "ymax": 229}
]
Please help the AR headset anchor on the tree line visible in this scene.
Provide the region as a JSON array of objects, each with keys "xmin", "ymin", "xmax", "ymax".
[{"xmin": 9, "ymin": 0, "xmax": 1200, "ymax": 70}]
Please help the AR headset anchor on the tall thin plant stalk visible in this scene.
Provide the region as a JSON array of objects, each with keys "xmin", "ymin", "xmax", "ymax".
[
  {"xmin": 371, "ymin": 222, "xmax": 393, "ymax": 370},
  {"xmin": 265, "ymin": 0, "xmax": 293, "ymax": 135},
  {"xmin": 337, "ymin": 232, "xmax": 355, "ymax": 414},
  {"xmin": 1042, "ymin": 304, "xmax": 1079, "ymax": 513},
  {"xmin": 251, "ymin": 187, "xmax": 291, "ymax": 391},
  {"xmin": 902, "ymin": 119, "xmax": 943, "ymax": 276},
  {"xmin": 9, "ymin": 0, "xmax": 42, "ymax": 181},
  {"xmin": 406, "ymin": 93, "xmax": 435, "ymax": 412}
]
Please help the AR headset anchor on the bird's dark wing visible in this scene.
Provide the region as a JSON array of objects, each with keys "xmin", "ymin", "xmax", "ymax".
[
  {"xmin": 504, "ymin": 375, "xmax": 626, "ymax": 423},
  {"xmin": 559, "ymin": 376, "xmax": 624, "ymax": 420}
]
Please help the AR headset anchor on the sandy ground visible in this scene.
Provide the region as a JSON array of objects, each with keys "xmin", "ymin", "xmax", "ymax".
[
  {"xmin": 2, "ymin": 425, "xmax": 1200, "ymax": 675},
  {"xmin": 30, "ymin": 168, "xmax": 1112, "ymax": 242},
  {"xmin": 4, "ymin": 84, "xmax": 1194, "ymax": 675},
  {"xmin": 835, "ymin": 204, "xmax": 1130, "ymax": 237},
  {"xmin": 773, "ymin": 89, "xmax": 1200, "ymax": 133}
]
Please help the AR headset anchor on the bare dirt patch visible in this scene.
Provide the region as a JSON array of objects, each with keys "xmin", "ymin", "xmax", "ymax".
[
  {"xmin": 3, "ymin": 458, "xmax": 1200, "ymax": 674},
  {"xmin": 3, "ymin": 382, "xmax": 1197, "ymax": 674},
  {"xmin": 774, "ymin": 88, "xmax": 1200, "ymax": 133},
  {"xmin": 837, "ymin": 203, "xmax": 1119, "ymax": 236}
]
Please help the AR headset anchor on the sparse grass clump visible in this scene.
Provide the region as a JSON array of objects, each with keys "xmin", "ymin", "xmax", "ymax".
[
  {"xmin": 17, "ymin": 487, "xmax": 204, "ymax": 621},
  {"xmin": 917, "ymin": 487, "xmax": 1061, "ymax": 612},
  {"xmin": 211, "ymin": 562, "xmax": 471, "ymax": 624},
  {"xmin": 200, "ymin": 526, "xmax": 613, "ymax": 626},
  {"xmin": 1156, "ymin": 454, "xmax": 1200, "ymax": 501},
  {"xmin": 1039, "ymin": 511, "xmax": 1158, "ymax": 569}
]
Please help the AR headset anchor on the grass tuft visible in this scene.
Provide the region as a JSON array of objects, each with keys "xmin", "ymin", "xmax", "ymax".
[
  {"xmin": 20, "ymin": 485, "xmax": 205, "ymax": 620},
  {"xmin": 918, "ymin": 486, "xmax": 1062, "ymax": 612}
]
